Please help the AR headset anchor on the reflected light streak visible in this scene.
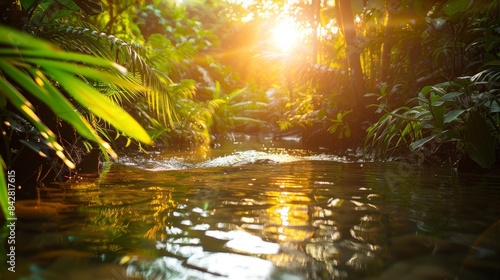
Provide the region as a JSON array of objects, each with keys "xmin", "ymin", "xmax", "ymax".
[
  {"xmin": 265, "ymin": 176, "xmax": 312, "ymax": 242},
  {"xmin": 276, "ymin": 205, "xmax": 290, "ymax": 226}
]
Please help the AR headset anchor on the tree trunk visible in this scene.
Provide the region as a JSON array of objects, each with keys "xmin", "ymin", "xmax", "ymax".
[
  {"xmin": 336, "ymin": 0, "xmax": 366, "ymax": 110},
  {"xmin": 381, "ymin": 0, "xmax": 398, "ymax": 82}
]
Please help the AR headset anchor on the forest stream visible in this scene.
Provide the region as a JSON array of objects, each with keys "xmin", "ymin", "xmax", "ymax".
[{"xmin": 2, "ymin": 137, "xmax": 500, "ymax": 280}]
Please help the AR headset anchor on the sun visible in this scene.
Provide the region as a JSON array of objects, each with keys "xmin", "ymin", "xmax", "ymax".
[{"xmin": 271, "ymin": 21, "xmax": 299, "ymax": 52}]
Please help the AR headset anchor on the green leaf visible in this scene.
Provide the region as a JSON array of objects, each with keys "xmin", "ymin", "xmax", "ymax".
[
  {"xmin": 0, "ymin": 72, "xmax": 75, "ymax": 168},
  {"xmin": 24, "ymin": 58, "xmax": 144, "ymax": 91},
  {"xmin": 432, "ymin": 104, "xmax": 446, "ymax": 129},
  {"xmin": 485, "ymin": 99, "xmax": 500, "ymax": 113},
  {"xmin": 465, "ymin": 111, "xmax": 496, "ymax": 168},
  {"xmin": 0, "ymin": 61, "xmax": 97, "ymax": 142},
  {"xmin": 0, "ymin": 92, "xmax": 6, "ymax": 108},
  {"xmin": 328, "ymin": 123, "xmax": 339, "ymax": 134},
  {"xmin": 21, "ymin": 0, "xmax": 37, "ymax": 10},
  {"xmin": 410, "ymin": 135, "xmax": 436, "ymax": 151},
  {"xmin": 72, "ymin": 0, "xmax": 104, "ymax": 15},
  {"xmin": 0, "ymin": 157, "xmax": 9, "ymax": 218},
  {"xmin": 430, "ymin": 95, "xmax": 442, "ymax": 104},
  {"xmin": 344, "ymin": 125, "xmax": 351, "ymax": 138},
  {"xmin": 1, "ymin": 25, "xmax": 54, "ymax": 50},
  {"xmin": 278, "ymin": 121, "xmax": 292, "ymax": 131},
  {"xmin": 420, "ymin": 86, "xmax": 432, "ymax": 97},
  {"xmin": 0, "ymin": 49, "xmax": 126, "ymax": 73},
  {"xmin": 46, "ymin": 68, "xmax": 153, "ymax": 145},
  {"xmin": 400, "ymin": 123, "xmax": 413, "ymax": 138},
  {"xmin": 336, "ymin": 112, "xmax": 342, "ymax": 120},
  {"xmin": 19, "ymin": 139, "xmax": 49, "ymax": 157},
  {"xmin": 444, "ymin": 109, "xmax": 465, "ymax": 124},
  {"xmin": 226, "ymin": 87, "xmax": 247, "ymax": 101},
  {"xmin": 485, "ymin": 60, "xmax": 500, "ymax": 66},
  {"xmin": 437, "ymin": 91, "xmax": 464, "ymax": 102},
  {"xmin": 441, "ymin": 129, "xmax": 462, "ymax": 140},
  {"xmin": 27, "ymin": 69, "xmax": 112, "ymax": 145},
  {"xmin": 213, "ymin": 81, "xmax": 221, "ymax": 99}
]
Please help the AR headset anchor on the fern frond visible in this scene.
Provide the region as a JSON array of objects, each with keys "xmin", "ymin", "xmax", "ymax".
[
  {"xmin": 147, "ymin": 34, "xmax": 197, "ymax": 77},
  {"xmin": 168, "ymin": 79, "xmax": 197, "ymax": 99}
]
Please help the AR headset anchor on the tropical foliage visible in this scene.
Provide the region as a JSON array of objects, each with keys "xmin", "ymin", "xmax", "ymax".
[
  {"xmin": 363, "ymin": 0, "xmax": 500, "ymax": 168},
  {"xmin": 365, "ymin": 77, "xmax": 499, "ymax": 168},
  {"xmin": 0, "ymin": 0, "xmax": 264, "ymax": 217},
  {"xmin": 0, "ymin": 0, "xmax": 169, "ymax": 217},
  {"xmin": 0, "ymin": 24, "xmax": 154, "ymax": 217}
]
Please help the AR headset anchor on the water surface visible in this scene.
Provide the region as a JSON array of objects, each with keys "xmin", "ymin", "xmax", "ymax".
[{"xmin": 3, "ymin": 145, "xmax": 500, "ymax": 279}]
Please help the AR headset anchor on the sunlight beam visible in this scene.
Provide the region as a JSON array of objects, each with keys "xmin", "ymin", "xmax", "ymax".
[{"xmin": 272, "ymin": 21, "xmax": 299, "ymax": 52}]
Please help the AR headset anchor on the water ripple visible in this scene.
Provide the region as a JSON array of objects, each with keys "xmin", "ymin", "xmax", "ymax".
[{"xmin": 118, "ymin": 149, "xmax": 353, "ymax": 171}]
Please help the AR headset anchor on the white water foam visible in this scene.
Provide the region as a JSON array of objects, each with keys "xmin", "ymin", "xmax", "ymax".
[{"xmin": 118, "ymin": 150, "xmax": 353, "ymax": 171}]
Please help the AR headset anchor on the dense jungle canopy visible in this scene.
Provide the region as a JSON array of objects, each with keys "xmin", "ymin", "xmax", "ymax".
[{"xmin": 0, "ymin": 0, "xmax": 499, "ymax": 217}]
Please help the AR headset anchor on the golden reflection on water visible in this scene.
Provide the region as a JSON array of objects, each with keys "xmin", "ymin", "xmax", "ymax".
[
  {"xmin": 18, "ymin": 151, "xmax": 500, "ymax": 280},
  {"xmin": 264, "ymin": 163, "xmax": 314, "ymax": 243},
  {"xmin": 64, "ymin": 158, "xmax": 383, "ymax": 278}
]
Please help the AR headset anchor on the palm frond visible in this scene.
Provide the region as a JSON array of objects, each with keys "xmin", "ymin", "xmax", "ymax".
[
  {"xmin": 0, "ymin": 24, "xmax": 153, "ymax": 217},
  {"xmin": 34, "ymin": 23, "xmax": 176, "ymax": 126},
  {"xmin": 168, "ymin": 79, "xmax": 197, "ymax": 99},
  {"xmin": 147, "ymin": 34, "xmax": 197, "ymax": 78}
]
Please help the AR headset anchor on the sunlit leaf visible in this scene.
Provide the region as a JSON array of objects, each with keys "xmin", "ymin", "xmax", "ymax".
[
  {"xmin": 0, "ymin": 49, "xmax": 127, "ymax": 74},
  {"xmin": 1, "ymin": 61, "xmax": 93, "ymax": 141},
  {"xmin": 24, "ymin": 58, "xmax": 144, "ymax": 91},
  {"xmin": 328, "ymin": 123, "xmax": 339, "ymax": 134},
  {"xmin": 46, "ymin": 68, "xmax": 152, "ymax": 145},
  {"xmin": 0, "ymin": 70, "xmax": 75, "ymax": 168},
  {"xmin": 27, "ymin": 69, "xmax": 114, "ymax": 145}
]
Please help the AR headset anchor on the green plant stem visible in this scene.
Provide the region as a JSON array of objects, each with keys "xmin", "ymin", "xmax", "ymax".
[{"xmin": 26, "ymin": 0, "xmax": 43, "ymax": 21}]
